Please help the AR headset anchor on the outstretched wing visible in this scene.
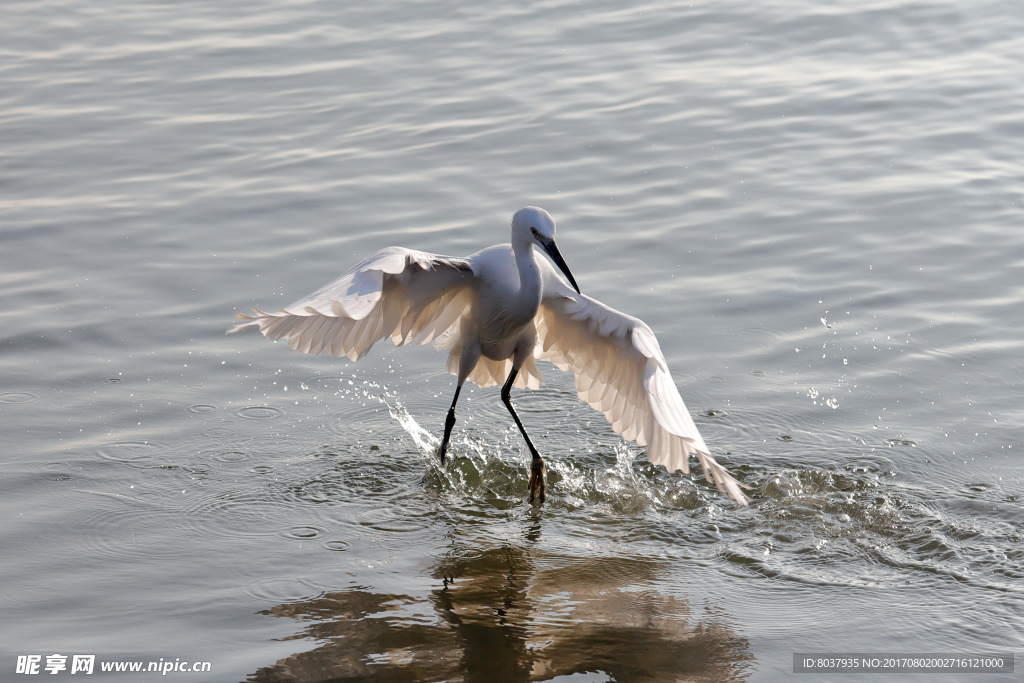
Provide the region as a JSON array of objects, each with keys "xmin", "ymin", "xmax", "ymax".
[
  {"xmin": 535, "ymin": 260, "xmax": 750, "ymax": 506},
  {"xmin": 228, "ymin": 247, "xmax": 475, "ymax": 361}
]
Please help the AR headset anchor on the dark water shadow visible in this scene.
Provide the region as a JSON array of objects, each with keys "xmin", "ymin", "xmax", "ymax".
[{"xmin": 248, "ymin": 543, "xmax": 753, "ymax": 682}]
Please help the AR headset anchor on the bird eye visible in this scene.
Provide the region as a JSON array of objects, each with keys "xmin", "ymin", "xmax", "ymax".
[{"xmin": 530, "ymin": 227, "xmax": 539, "ymax": 237}]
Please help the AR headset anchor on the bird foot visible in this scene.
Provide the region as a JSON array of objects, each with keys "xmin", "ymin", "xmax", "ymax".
[{"xmin": 528, "ymin": 457, "xmax": 546, "ymax": 503}]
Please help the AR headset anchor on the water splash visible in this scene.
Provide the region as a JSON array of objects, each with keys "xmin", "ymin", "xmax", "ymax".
[
  {"xmin": 384, "ymin": 394, "xmax": 439, "ymax": 455},
  {"xmin": 358, "ymin": 380, "xmax": 712, "ymax": 512},
  {"xmin": 322, "ymin": 376, "xmax": 1021, "ymax": 598}
]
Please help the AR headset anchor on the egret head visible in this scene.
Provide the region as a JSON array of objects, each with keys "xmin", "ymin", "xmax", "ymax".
[{"xmin": 512, "ymin": 207, "xmax": 581, "ymax": 294}]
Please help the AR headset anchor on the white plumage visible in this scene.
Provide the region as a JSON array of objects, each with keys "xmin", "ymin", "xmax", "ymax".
[{"xmin": 229, "ymin": 207, "xmax": 749, "ymax": 506}]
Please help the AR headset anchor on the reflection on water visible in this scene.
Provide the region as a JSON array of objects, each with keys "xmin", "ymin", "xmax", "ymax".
[
  {"xmin": 251, "ymin": 548, "xmax": 752, "ymax": 682},
  {"xmin": 232, "ymin": 379, "xmax": 1021, "ymax": 680}
]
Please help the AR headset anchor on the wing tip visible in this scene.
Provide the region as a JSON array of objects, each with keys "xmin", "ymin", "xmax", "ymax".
[
  {"xmin": 226, "ymin": 312, "xmax": 256, "ymax": 335},
  {"xmin": 648, "ymin": 440, "xmax": 751, "ymax": 506},
  {"xmin": 226, "ymin": 307, "xmax": 276, "ymax": 335},
  {"xmin": 694, "ymin": 448, "xmax": 751, "ymax": 506}
]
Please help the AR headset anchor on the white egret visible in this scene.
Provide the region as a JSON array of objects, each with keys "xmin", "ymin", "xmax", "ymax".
[{"xmin": 228, "ymin": 207, "xmax": 750, "ymax": 505}]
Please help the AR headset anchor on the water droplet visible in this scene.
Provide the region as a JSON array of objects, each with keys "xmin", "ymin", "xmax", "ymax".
[
  {"xmin": 211, "ymin": 451, "xmax": 247, "ymax": 463},
  {"xmin": 96, "ymin": 441, "xmax": 164, "ymax": 463},
  {"xmin": 201, "ymin": 426, "xmax": 237, "ymax": 438},
  {"xmin": 235, "ymin": 406, "xmax": 283, "ymax": 419},
  {"xmin": 282, "ymin": 526, "xmax": 322, "ymax": 540},
  {"xmin": 242, "ymin": 577, "xmax": 322, "ymax": 604},
  {"xmin": 321, "ymin": 540, "xmax": 350, "ymax": 552},
  {"xmin": 0, "ymin": 392, "xmax": 37, "ymax": 404}
]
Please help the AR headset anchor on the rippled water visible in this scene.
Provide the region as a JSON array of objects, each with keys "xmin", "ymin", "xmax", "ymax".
[{"xmin": 2, "ymin": 0, "xmax": 1022, "ymax": 680}]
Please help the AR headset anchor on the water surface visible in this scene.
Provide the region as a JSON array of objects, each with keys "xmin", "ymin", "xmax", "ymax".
[{"xmin": 2, "ymin": 0, "xmax": 1022, "ymax": 680}]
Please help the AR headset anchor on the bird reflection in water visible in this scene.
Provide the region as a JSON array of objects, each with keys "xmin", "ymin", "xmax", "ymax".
[{"xmin": 249, "ymin": 542, "xmax": 752, "ymax": 682}]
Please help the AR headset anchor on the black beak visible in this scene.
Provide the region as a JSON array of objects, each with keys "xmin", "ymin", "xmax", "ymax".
[{"xmin": 542, "ymin": 240, "xmax": 581, "ymax": 295}]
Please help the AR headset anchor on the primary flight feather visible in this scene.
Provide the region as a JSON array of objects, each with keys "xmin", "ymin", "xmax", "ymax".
[{"xmin": 229, "ymin": 207, "xmax": 749, "ymax": 506}]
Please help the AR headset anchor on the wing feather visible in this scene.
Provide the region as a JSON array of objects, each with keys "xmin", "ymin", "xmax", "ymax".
[
  {"xmin": 536, "ymin": 259, "xmax": 749, "ymax": 506},
  {"xmin": 297, "ymin": 314, "xmax": 331, "ymax": 355},
  {"xmin": 228, "ymin": 247, "xmax": 475, "ymax": 363}
]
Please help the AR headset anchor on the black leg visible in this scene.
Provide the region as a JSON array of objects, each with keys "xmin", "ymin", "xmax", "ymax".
[
  {"xmin": 501, "ymin": 368, "xmax": 546, "ymax": 502},
  {"xmin": 438, "ymin": 384, "xmax": 462, "ymax": 464}
]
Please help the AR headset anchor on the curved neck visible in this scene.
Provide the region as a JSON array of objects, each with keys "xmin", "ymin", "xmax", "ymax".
[{"xmin": 511, "ymin": 237, "xmax": 542, "ymax": 317}]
